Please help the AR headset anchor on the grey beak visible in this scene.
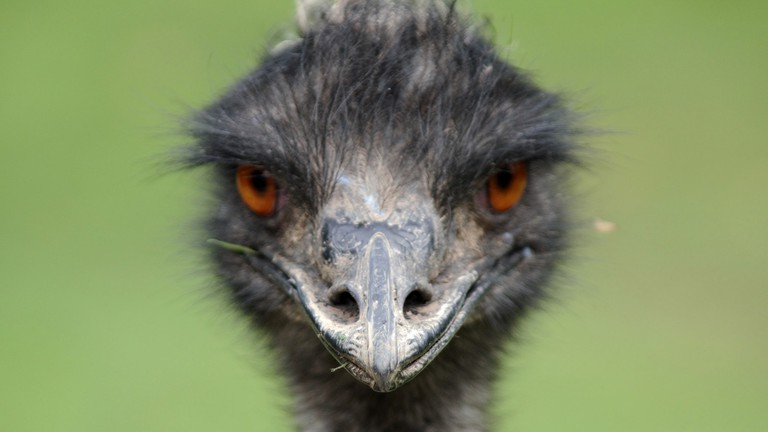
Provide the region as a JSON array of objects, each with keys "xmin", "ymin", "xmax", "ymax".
[
  {"xmin": 270, "ymin": 215, "xmax": 478, "ymax": 392},
  {"xmin": 363, "ymin": 232, "xmax": 401, "ymax": 390}
]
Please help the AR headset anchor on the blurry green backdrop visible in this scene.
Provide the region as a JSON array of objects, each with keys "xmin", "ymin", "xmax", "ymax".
[{"xmin": 1, "ymin": 1, "xmax": 766, "ymax": 431}]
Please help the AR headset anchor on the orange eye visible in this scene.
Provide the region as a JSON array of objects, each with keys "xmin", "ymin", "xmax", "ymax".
[
  {"xmin": 236, "ymin": 165, "xmax": 278, "ymax": 216},
  {"xmin": 487, "ymin": 161, "xmax": 527, "ymax": 213}
]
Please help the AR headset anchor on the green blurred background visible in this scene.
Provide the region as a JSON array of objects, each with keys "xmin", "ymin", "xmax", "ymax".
[{"xmin": 1, "ymin": 0, "xmax": 766, "ymax": 430}]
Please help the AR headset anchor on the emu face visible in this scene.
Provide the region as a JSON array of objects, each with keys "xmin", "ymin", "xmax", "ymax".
[{"xmin": 189, "ymin": 2, "xmax": 573, "ymax": 392}]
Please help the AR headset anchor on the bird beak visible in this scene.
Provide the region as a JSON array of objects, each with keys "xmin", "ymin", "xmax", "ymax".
[{"xmin": 273, "ymin": 217, "xmax": 481, "ymax": 392}]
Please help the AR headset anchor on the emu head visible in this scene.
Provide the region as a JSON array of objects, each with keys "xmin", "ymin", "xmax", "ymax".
[{"xmin": 188, "ymin": 0, "xmax": 574, "ymax": 392}]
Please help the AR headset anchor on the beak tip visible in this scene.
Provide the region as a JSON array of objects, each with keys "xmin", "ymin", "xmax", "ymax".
[{"xmin": 370, "ymin": 372, "xmax": 400, "ymax": 393}]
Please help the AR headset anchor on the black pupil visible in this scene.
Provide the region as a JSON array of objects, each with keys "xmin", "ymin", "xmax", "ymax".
[
  {"xmin": 250, "ymin": 171, "xmax": 269, "ymax": 192},
  {"xmin": 495, "ymin": 170, "xmax": 513, "ymax": 190}
]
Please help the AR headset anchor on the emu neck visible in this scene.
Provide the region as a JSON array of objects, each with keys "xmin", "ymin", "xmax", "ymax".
[{"xmin": 273, "ymin": 322, "xmax": 501, "ymax": 432}]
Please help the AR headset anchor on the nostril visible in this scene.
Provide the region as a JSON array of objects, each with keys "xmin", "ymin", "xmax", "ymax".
[
  {"xmin": 330, "ymin": 290, "xmax": 356, "ymax": 307},
  {"xmin": 328, "ymin": 287, "xmax": 360, "ymax": 322},
  {"xmin": 404, "ymin": 285, "xmax": 433, "ymax": 317}
]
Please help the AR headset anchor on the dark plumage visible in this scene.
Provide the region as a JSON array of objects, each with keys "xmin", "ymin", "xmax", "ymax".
[{"xmin": 185, "ymin": 1, "xmax": 577, "ymax": 430}]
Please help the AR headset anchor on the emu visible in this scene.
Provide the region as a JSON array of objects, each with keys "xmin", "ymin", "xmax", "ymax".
[{"xmin": 185, "ymin": 1, "xmax": 577, "ymax": 430}]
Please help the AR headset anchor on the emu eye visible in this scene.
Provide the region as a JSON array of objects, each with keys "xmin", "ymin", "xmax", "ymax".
[
  {"xmin": 236, "ymin": 165, "xmax": 279, "ymax": 216},
  {"xmin": 487, "ymin": 162, "xmax": 527, "ymax": 213}
]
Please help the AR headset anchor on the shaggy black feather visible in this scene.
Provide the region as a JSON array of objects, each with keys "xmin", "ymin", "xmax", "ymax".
[{"xmin": 184, "ymin": 1, "xmax": 578, "ymax": 430}]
